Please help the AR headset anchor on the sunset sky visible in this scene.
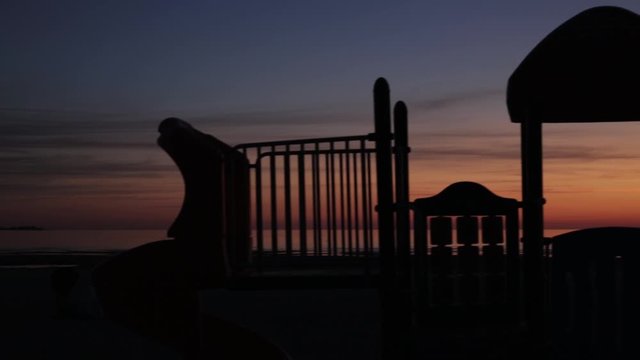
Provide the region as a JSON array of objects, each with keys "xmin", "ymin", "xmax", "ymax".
[{"xmin": 2, "ymin": 0, "xmax": 640, "ymax": 231}]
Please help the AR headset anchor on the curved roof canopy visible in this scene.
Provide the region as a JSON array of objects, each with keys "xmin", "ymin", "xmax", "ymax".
[{"xmin": 507, "ymin": 6, "xmax": 640, "ymax": 123}]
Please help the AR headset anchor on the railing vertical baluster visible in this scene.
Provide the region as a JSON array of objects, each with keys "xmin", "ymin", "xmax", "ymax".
[
  {"xmin": 284, "ymin": 145, "xmax": 292, "ymax": 257},
  {"xmin": 298, "ymin": 145, "xmax": 307, "ymax": 256},
  {"xmin": 255, "ymin": 147, "xmax": 264, "ymax": 266},
  {"xmin": 360, "ymin": 140, "xmax": 369, "ymax": 258},
  {"xmin": 313, "ymin": 142, "xmax": 321, "ymax": 256},
  {"xmin": 353, "ymin": 151, "xmax": 360, "ymax": 256},
  {"xmin": 346, "ymin": 141, "xmax": 353, "ymax": 255},
  {"xmin": 311, "ymin": 148, "xmax": 318, "ymax": 256},
  {"xmin": 325, "ymin": 149, "xmax": 331, "ymax": 256},
  {"xmin": 367, "ymin": 152, "xmax": 374, "ymax": 254},
  {"xmin": 270, "ymin": 146, "xmax": 278, "ymax": 256},
  {"xmin": 317, "ymin": 143, "xmax": 323, "ymax": 256},
  {"xmin": 330, "ymin": 143, "xmax": 337, "ymax": 256},
  {"xmin": 339, "ymin": 150, "xmax": 346, "ymax": 256}
]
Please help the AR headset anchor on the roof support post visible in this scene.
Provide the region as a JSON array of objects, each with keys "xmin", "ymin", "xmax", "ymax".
[{"xmin": 521, "ymin": 118, "xmax": 545, "ymax": 340}]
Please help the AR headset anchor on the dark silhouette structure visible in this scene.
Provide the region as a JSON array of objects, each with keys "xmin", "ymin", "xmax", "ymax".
[
  {"xmin": 92, "ymin": 119, "xmax": 275, "ymax": 359},
  {"xmin": 412, "ymin": 182, "xmax": 520, "ymax": 320},
  {"xmin": 508, "ymin": 5, "xmax": 640, "ymax": 357},
  {"xmin": 92, "ymin": 78, "xmax": 411, "ymax": 359},
  {"xmin": 158, "ymin": 117, "xmax": 251, "ymax": 282},
  {"xmin": 551, "ymin": 227, "xmax": 640, "ymax": 359},
  {"xmin": 51, "ymin": 266, "xmax": 79, "ymax": 317},
  {"xmin": 411, "ymin": 182, "xmax": 521, "ymax": 358},
  {"xmin": 92, "ymin": 239, "xmax": 201, "ymax": 354},
  {"xmin": 91, "ymin": 6, "xmax": 640, "ymax": 358}
]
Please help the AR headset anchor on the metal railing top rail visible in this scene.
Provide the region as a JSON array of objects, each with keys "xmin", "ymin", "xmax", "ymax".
[
  {"xmin": 253, "ymin": 148, "xmax": 376, "ymax": 162},
  {"xmin": 233, "ymin": 133, "xmax": 376, "ymax": 151}
]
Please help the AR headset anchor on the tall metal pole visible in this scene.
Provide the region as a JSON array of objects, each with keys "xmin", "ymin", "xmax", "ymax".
[
  {"xmin": 393, "ymin": 101, "xmax": 412, "ymax": 359},
  {"xmin": 374, "ymin": 77, "xmax": 399, "ymax": 359},
  {"xmin": 521, "ymin": 119, "xmax": 545, "ymax": 340},
  {"xmin": 394, "ymin": 101, "xmax": 410, "ymax": 283}
]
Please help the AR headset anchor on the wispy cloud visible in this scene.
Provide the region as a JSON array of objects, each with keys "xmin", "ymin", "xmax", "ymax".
[
  {"xmin": 0, "ymin": 107, "xmax": 130, "ymax": 117},
  {"xmin": 191, "ymin": 107, "xmax": 360, "ymax": 126},
  {"xmin": 0, "ymin": 136, "xmax": 156, "ymax": 151},
  {"xmin": 0, "ymin": 109, "xmax": 157, "ymax": 137},
  {"xmin": 414, "ymin": 144, "xmax": 637, "ymax": 162},
  {"xmin": 412, "ymin": 88, "xmax": 503, "ymax": 113},
  {"xmin": 0, "ymin": 153, "xmax": 173, "ymax": 177},
  {"xmin": 410, "ymin": 126, "xmax": 638, "ymax": 163},
  {"xmin": 0, "ymin": 108, "xmax": 179, "ymax": 209}
]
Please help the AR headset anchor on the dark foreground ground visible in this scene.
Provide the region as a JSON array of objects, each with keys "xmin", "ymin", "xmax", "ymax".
[
  {"xmin": 0, "ymin": 253, "xmax": 383, "ymax": 360},
  {"xmin": 1, "ymin": 252, "xmax": 542, "ymax": 360},
  {"xmin": 0, "ymin": 253, "xmax": 181, "ymax": 360}
]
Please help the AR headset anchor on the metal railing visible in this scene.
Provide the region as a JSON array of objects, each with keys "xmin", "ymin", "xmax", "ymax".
[{"xmin": 234, "ymin": 134, "xmax": 378, "ymax": 265}]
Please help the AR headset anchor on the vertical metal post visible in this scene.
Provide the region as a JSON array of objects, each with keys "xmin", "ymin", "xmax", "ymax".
[
  {"xmin": 339, "ymin": 150, "xmax": 346, "ymax": 255},
  {"xmin": 364, "ymin": 152, "xmax": 374, "ymax": 274},
  {"xmin": 353, "ymin": 152, "xmax": 360, "ymax": 255},
  {"xmin": 394, "ymin": 101, "xmax": 410, "ymax": 280},
  {"xmin": 413, "ymin": 210, "xmax": 427, "ymax": 320},
  {"xmin": 521, "ymin": 119, "xmax": 545, "ymax": 339},
  {"xmin": 366, "ymin": 153, "xmax": 374, "ymax": 254},
  {"xmin": 298, "ymin": 146, "xmax": 307, "ymax": 256},
  {"xmin": 255, "ymin": 148, "xmax": 264, "ymax": 267},
  {"xmin": 374, "ymin": 77, "xmax": 399, "ymax": 359},
  {"xmin": 313, "ymin": 143, "xmax": 321, "ymax": 255},
  {"xmin": 270, "ymin": 147, "xmax": 278, "ymax": 256},
  {"xmin": 394, "ymin": 100, "xmax": 413, "ymax": 359},
  {"xmin": 330, "ymin": 144, "xmax": 338, "ymax": 256},
  {"xmin": 284, "ymin": 146, "xmax": 292, "ymax": 257},
  {"xmin": 325, "ymin": 151, "xmax": 331, "ymax": 256},
  {"xmin": 360, "ymin": 140, "xmax": 369, "ymax": 259},
  {"xmin": 346, "ymin": 142, "xmax": 353, "ymax": 255}
]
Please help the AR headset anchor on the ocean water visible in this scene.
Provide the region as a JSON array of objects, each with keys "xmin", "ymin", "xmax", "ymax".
[
  {"xmin": 0, "ymin": 228, "xmax": 575, "ymax": 252},
  {"xmin": 0, "ymin": 229, "xmax": 168, "ymax": 252}
]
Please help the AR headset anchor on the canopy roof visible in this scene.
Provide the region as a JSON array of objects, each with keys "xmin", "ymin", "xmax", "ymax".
[{"xmin": 507, "ymin": 6, "xmax": 640, "ymax": 123}]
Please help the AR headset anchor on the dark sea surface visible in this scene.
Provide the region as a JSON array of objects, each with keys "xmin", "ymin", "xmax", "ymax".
[
  {"xmin": 0, "ymin": 229, "xmax": 168, "ymax": 252},
  {"xmin": 0, "ymin": 228, "xmax": 576, "ymax": 253}
]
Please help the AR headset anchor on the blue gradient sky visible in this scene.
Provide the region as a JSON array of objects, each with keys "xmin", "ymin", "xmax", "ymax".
[{"xmin": 2, "ymin": 0, "xmax": 640, "ymax": 230}]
